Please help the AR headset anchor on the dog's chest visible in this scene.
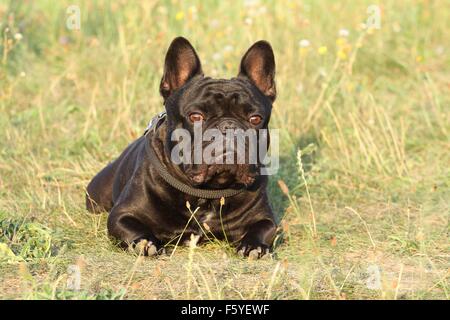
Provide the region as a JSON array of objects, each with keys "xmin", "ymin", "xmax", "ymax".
[
  {"xmin": 177, "ymin": 198, "xmax": 243, "ymax": 244},
  {"xmin": 196, "ymin": 207, "xmax": 221, "ymax": 231},
  {"xmin": 185, "ymin": 200, "xmax": 228, "ymax": 238}
]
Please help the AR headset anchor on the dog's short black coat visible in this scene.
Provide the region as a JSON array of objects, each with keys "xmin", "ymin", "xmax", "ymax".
[{"xmin": 86, "ymin": 37, "xmax": 277, "ymax": 258}]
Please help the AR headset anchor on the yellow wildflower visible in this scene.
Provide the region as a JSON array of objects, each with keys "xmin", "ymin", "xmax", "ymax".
[
  {"xmin": 175, "ymin": 11, "xmax": 184, "ymax": 21},
  {"xmin": 336, "ymin": 37, "xmax": 347, "ymax": 47},
  {"xmin": 318, "ymin": 46, "xmax": 327, "ymax": 55},
  {"xmin": 337, "ymin": 50, "xmax": 347, "ymax": 60}
]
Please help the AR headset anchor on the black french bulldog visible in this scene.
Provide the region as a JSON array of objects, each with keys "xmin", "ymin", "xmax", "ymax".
[{"xmin": 86, "ymin": 37, "xmax": 277, "ymax": 258}]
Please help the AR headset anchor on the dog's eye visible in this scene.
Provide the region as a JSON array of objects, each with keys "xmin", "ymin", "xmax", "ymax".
[
  {"xmin": 189, "ymin": 113, "xmax": 204, "ymax": 123},
  {"xmin": 249, "ymin": 115, "xmax": 262, "ymax": 125}
]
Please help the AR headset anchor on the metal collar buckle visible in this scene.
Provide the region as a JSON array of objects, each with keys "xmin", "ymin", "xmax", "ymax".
[{"xmin": 144, "ymin": 111, "xmax": 167, "ymax": 136}]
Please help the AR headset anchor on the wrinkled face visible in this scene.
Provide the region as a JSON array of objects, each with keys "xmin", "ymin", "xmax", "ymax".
[
  {"xmin": 167, "ymin": 77, "xmax": 271, "ymax": 188},
  {"xmin": 159, "ymin": 37, "xmax": 276, "ymax": 189}
]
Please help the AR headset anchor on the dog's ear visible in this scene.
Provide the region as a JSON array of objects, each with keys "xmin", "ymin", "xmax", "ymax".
[
  {"xmin": 160, "ymin": 37, "xmax": 203, "ymax": 100},
  {"xmin": 238, "ymin": 40, "xmax": 276, "ymax": 102}
]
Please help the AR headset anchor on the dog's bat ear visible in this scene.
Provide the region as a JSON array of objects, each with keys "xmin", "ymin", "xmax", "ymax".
[
  {"xmin": 160, "ymin": 37, "xmax": 203, "ymax": 100},
  {"xmin": 238, "ymin": 40, "xmax": 276, "ymax": 102}
]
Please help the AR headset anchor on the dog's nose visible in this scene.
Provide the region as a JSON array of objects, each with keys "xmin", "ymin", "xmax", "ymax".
[{"xmin": 217, "ymin": 119, "xmax": 239, "ymax": 134}]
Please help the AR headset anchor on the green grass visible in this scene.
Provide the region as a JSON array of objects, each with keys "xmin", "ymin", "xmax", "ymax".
[{"xmin": 0, "ymin": 0, "xmax": 449, "ymax": 300}]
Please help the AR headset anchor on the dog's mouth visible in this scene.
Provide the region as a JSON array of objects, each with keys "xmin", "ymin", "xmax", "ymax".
[
  {"xmin": 184, "ymin": 162, "xmax": 258, "ymax": 189},
  {"xmin": 171, "ymin": 129, "xmax": 265, "ymax": 189}
]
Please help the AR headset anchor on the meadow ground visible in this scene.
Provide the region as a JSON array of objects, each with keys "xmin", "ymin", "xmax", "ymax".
[{"xmin": 0, "ymin": 0, "xmax": 449, "ymax": 299}]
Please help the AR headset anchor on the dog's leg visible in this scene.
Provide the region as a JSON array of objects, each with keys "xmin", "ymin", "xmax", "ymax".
[
  {"xmin": 108, "ymin": 211, "xmax": 162, "ymax": 256},
  {"xmin": 107, "ymin": 178, "xmax": 163, "ymax": 256},
  {"xmin": 237, "ymin": 219, "xmax": 276, "ymax": 259}
]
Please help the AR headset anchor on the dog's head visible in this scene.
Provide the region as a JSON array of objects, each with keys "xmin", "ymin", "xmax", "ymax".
[{"xmin": 160, "ymin": 37, "xmax": 276, "ymax": 189}]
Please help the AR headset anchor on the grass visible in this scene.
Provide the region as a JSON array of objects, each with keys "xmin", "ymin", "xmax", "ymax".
[{"xmin": 0, "ymin": 0, "xmax": 449, "ymax": 300}]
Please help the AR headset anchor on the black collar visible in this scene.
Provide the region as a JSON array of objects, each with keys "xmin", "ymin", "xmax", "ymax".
[{"xmin": 144, "ymin": 112, "xmax": 245, "ymax": 199}]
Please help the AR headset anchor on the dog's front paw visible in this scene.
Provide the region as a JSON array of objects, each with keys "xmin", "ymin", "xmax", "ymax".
[
  {"xmin": 237, "ymin": 242, "xmax": 271, "ymax": 260},
  {"xmin": 130, "ymin": 238, "xmax": 165, "ymax": 257}
]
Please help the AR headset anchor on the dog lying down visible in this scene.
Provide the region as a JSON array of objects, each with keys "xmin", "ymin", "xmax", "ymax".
[{"xmin": 86, "ymin": 37, "xmax": 278, "ymax": 259}]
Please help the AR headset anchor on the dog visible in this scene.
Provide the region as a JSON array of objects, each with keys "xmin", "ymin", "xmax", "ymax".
[{"xmin": 86, "ymin": 37, "xmax": 277, "ymax": 258}]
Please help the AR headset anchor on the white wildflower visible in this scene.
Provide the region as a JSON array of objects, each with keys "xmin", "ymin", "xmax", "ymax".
[
  {"xmin": 339, "ymin": 28, "xmax": 350, "ymax": 37},
  {"xmin": 299, "ymin": 39, "xmax": 310, "ymax": 48},
  {"xmin": 223, "ymin": 45, "xmax": 234, "ymax": 52},
  {"xmin": 14, "ymin": 33, "xmax": 23, "ymax": 41},
  {"xmin": 210, "ymin": 19, "xmax": 220, "ymax": 28},
  {"xmin": 244, "ymin": 17, "xmax": 253, "ymax": 25},
  {"xmin": 243, "ymin": 0, "xmax": 260, "ymax": 7}
]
